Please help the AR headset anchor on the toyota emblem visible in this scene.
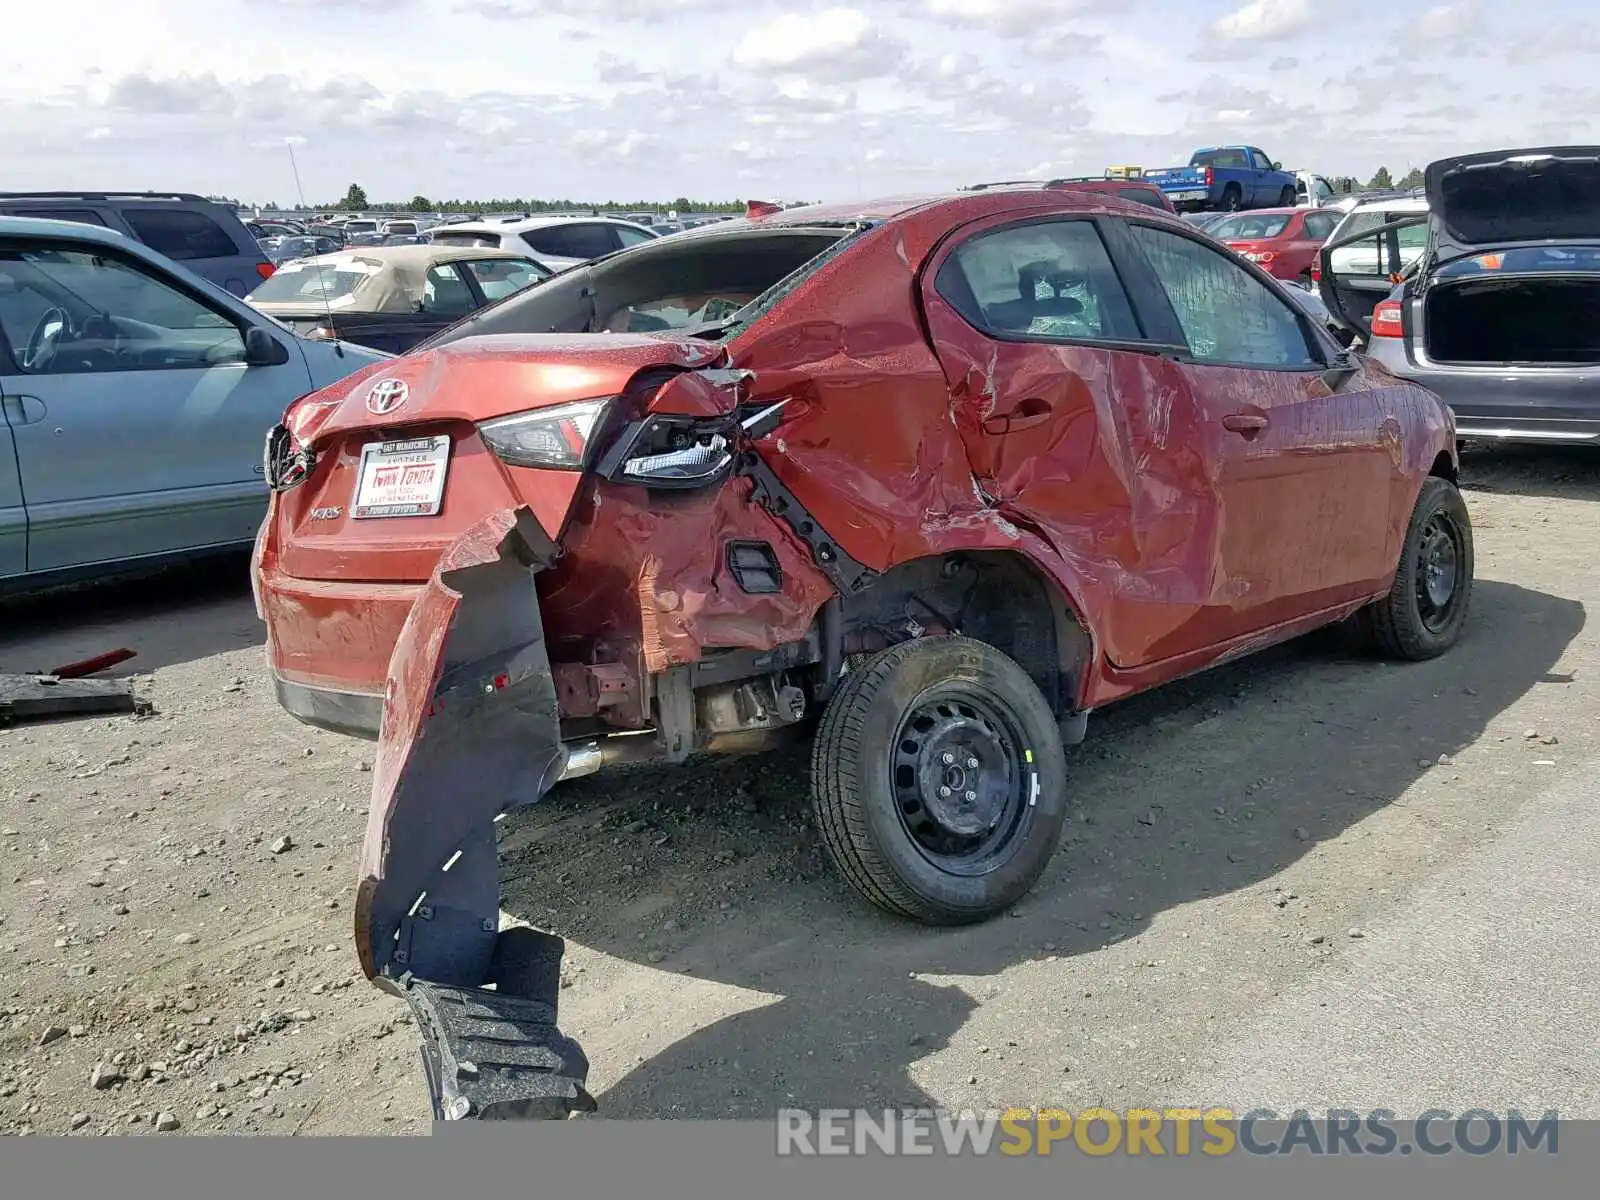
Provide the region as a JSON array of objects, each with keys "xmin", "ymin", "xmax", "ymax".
[{"xmin": 366, "ymin": 378, "xmax": 410, "ymax": 416}]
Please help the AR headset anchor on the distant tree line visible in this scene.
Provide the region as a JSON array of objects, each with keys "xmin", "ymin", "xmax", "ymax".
[{"xmin": 276, "ymin": 183, "xmax": 759, "ymax": 214}]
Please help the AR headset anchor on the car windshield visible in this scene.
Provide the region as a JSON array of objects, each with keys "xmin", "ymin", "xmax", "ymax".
[
  {"xmin": 248, "ymin": 256, "xmax": 383, "ymax": 305},
  {"xmin": 1211, "ymin": 214, "xmax": 1291, "ymax": 240}
]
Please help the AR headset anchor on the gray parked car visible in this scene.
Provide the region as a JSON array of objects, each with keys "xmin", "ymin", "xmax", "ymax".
[
  {"xmin": 0, "ymin": 192, "xmax": 276, "ymax": 299},
  {"xmin": 1319, "ymin": 146, "xmax": 1600, "ymax": 445},
  {"xmin": 0, "ymin": 215, "xmax": 387, "ymax": 592}
]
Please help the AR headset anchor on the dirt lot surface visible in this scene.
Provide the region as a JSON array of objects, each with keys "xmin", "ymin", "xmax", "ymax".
[{"xmin": 2, "ymin": 445, "xmax": 1597, "ymax": 1136}]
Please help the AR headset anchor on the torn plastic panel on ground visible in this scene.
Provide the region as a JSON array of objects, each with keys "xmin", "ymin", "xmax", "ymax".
[{"xmin": 354, "ymin": 505, "xmax": 595, "ymax": 1121}]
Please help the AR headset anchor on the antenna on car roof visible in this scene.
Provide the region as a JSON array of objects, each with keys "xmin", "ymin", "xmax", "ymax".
[{"xmin": 285, "ymin": 138, "xmax": 343, "ymax": 357}]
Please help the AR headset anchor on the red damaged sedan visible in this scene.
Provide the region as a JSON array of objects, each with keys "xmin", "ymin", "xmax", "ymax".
[
  {"xmin": 1208, "ymin": 206, "xmax": 1342, "ymax": 284},
  {"xmin": 252, "ymin": 186, "xmax": 1471, "ymax": 1121}
]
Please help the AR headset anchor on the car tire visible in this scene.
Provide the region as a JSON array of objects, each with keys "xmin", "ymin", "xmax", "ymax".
[
  {"xmin": 1356, "ymin": 476, "xmax": 1474, "ymax": 660},
  {"xmin": 810, "ymin": 635, "xmax": 1069, "ymax": 926},
  {"xmin": 1220, "ymin": 184, "xmax": 1243, "ymax": 211},
  {"xmin": 1279, "ymin": 186, "xmax": 1297, "ymax": 206}
]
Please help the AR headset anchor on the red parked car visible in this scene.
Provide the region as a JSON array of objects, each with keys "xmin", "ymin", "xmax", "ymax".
[
  {"xmin": 1208, "ymin": 206, "xmax": 1342, "ymax": 284},
  {"xmin": 252, "ymin": 185, "xmax": 1470, "ymax": 1122}
]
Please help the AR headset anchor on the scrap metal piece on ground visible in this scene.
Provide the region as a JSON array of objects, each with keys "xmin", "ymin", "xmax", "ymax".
[
  {"xmin": 0, "ymin": 673, "xmax": 152, "ymax": 724},
  {"xmin": 50, "ymin": 648, "xmax": 137, "ymax": 678}
]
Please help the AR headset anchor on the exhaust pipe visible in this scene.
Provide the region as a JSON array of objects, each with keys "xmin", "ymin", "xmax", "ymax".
[{"xmin": 556, "ymin": 740, "xmax": 604, "ymax": 781}]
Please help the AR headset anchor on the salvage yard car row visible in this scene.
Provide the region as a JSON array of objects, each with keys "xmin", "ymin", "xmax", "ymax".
[{"xmin": 0, "ymin": 145, "xmax": 1586, "ymax": 1124}]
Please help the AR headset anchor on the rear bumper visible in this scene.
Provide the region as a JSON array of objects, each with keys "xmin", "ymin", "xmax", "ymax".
[
  {"xmin": 1366, "ymin": 338, "xmax": 1600, "ymax": 444},
  {"xmin": 274, "ymin": 678, "xmax": 383, "ymax": 740},
  {"xmin": 257, "ymin": 568, "xmax": 421, "ymax": 736},
  {"xmin": 355, "ymin": 506, "xmax": 596, "ymax": 1121}
]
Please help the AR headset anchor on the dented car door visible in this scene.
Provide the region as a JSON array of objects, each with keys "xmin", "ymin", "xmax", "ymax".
[
  {"xmin": 1111, "ymin": 220, "xmax": 1402, "ymax": 623},
  {"xmin": 918, "ymin": 213, "xmax": 1233, "ymax": 668}
]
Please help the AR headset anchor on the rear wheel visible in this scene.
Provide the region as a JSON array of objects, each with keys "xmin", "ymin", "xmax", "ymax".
[
  {"xmin": 1219, "ymin": 184, "xmax": 1243, "ymax": 211},
  {"xmin": 1356, "ymin": 476, "xmax": 1474, "ymax": 659},
  {"xmin": 810, "ymin": 636, "xmax": 1069, "ymax": 925}
]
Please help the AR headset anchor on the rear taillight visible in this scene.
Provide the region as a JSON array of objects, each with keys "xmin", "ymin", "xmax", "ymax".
[
  {"xmin": 256, "ymin": 261, "xmax": 276, "ymax": 280},
  {"xmin": 1243, "ymin": 250, "xmax": 1276, "ymax": 264},
  {"xmin": 1205, "ymin": 167, "xmax": 1214, "ymax": 187},
  {"xmin": 477, "ymin": 397, "xmax": 612, "ymax": 470},
  {"xmin": 596, "ymin": 413, "xmax": 735, "ymax": 489},
  {"xmin": 1370, "ymin": 300, "xmax": 1405, "ymax": 338},
  {"xmin": 1310, "ymin": 260, "xmax": 1322, "ymax": 283},
  {"xmin": 284, "ymin": 391, "xmax": 340, "ymax": 445}
]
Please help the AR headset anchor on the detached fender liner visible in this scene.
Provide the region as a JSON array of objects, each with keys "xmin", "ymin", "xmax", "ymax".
[{"xmin": 354, "ymin": 506, "xmax": 596, "ymax": 1121}]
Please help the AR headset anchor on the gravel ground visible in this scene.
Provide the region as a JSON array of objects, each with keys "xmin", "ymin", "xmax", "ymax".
[{"xmin": 1, "ymin": 444, "xmax": 1597, "ymax": 1136}]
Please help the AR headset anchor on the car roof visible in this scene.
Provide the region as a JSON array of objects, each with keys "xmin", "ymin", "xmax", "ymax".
[
  {"xmin": 1212, "ymin": 206, "xmax": 1305, "ymax": 218},
  {"xmin": 434, "ymin": 214, "xmax": 658, "ymax": 235},
  {"xmin": 601, "ymin": 189, "xmax": 1194, "ymax": 266},
  {"xmin": 1346, "ymin": 195, "xmax": 1430, "ymax": 215},
  {"xmin": 253, "ymin": 244, "xmax": 540, "ymax": 311}
]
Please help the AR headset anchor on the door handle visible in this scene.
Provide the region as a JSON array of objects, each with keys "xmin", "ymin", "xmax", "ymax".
[
  {"xmin": 982, "ymin": 397, "xmax": 1053, "ymax": 435},
  {"xmin": 1222, "ymin": 412, "xmax": 1269, "ymax": 436},
  {"xmin": 1, "ymin": 395, "xmax": 47, "ymax": 425}
]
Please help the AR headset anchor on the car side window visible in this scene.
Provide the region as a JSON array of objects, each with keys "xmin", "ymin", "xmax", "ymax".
[
  {"xmin": 0, "ymin": 243, "xmax": 244, "ymax": 375},
  {"xmin": 1251, "ymin": 150, "xmax": 1272, "ymax": 171},
  {"xmin": 521, "ymin": 223, "xmax": 618, "ymax": 259},
  {"xmin": 422, "ymin": 263, "xmax": 475, "ymax": 315},
  {"xmin": 119, "ymin": 208, "xmax": 239, "ymax": 261},
  {"xmin": 1303, "ymin": 212, "xmax": 1337, "ymax": 240},
  {"xmin": 614, "ymin": 226, "xmax": 655, "ymax": 247},
  {"xmin": 461, "ymin": 258, "xmax": 548, "ymax": 302},
  {"xmin": 935, "ymin": 219, "xmax": 1142, "ymax": 343},
  {"xmin": 1125, "ymin": 224, "xmax": 1320, "ymax": 368}
]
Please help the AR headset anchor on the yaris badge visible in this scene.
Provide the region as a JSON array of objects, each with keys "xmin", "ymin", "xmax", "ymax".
[{"xmin": 365, "ymin": 378, "xmax": 410, "ymax": 416}]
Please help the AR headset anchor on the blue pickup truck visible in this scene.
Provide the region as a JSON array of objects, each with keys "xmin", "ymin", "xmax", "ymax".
[{"xmin": 1141, "ymin": 147, "xmax": 1299, "ymax": 213}]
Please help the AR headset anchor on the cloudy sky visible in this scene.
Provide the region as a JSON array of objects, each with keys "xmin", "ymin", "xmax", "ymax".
[{"xmin": 5, "ymin": 0, "xmax": 1600, "ymax": 205}]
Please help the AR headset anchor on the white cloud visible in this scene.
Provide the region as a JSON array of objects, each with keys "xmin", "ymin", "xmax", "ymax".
[
  {"xmin": 1207, "ymin": 0, "xmax": 1313, "ymax": 42},
  {"xmin": 1402, "ymin": 1, "xmax": 1482, "ymax": 42},
  {"xmin": 732, "ymin": 8, "xmax": 903, "ymax": 83},
  {"xmin": 917, "ymin": 0, "xmax": 1104, "ymax": 38}
]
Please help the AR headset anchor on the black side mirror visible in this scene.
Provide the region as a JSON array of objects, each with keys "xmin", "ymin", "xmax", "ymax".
[{"xmin": 243, "ymin": 325, "xmax": 289, "ymax": 366}]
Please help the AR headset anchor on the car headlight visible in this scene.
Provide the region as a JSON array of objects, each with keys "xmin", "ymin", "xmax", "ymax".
[{"xmin": 477, "ymin": 397, "xmax": 612, "ymax": 470}]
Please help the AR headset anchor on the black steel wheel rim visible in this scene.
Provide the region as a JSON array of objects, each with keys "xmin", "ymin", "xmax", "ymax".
[
  {"xmin": 889, "ymin": 683, "xmax": 1037, "ymax": 876},
  {"xmin": 1416, "ymin": 509, "xmax": 1464, "ymax": 632}
]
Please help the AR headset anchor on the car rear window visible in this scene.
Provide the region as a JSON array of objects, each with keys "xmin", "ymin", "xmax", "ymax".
[
  {"xmin": 248, "ymin": 256, "xmax": 384, "ymax": 306},
  {"xmin": 120, "ymin": 207, "xmax": 240, "ymax": 261},
  {"xmin": 431, "ymin": 232, "xmax": 502, "ymax": 249},
  {"xmin": 1117, "ymin": 188, "xmax": 1167, "ymax": 209},
  {"xmin": 1210, "ymin": 214, "xmax": 1291, "ymax": 240},
  {"xmin": 1191, "ymin": 149, "xmax": 1249, "ymax": 170}
]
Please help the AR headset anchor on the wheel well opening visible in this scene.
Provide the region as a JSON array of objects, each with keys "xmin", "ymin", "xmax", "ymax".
[
  {"xmin": 831, "ymin": 550, "xmax": 1091, "ymax": 717},
  {"xmin": 1429, "ymin": 450, "xmax": 1457, "ymax": 484}
]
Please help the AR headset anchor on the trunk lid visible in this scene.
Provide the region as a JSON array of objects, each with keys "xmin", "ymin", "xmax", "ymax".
[
  {"xmin": 1427, "ymin": 146, "xmax": 1600, "ymax": 247},
  {"xmin": 309, "ymin": 332, "xmax": 727, "ymax": 443},
  {"xmin": 274, "ymin": 332, "xmax": 729, "ymax": 582}
]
